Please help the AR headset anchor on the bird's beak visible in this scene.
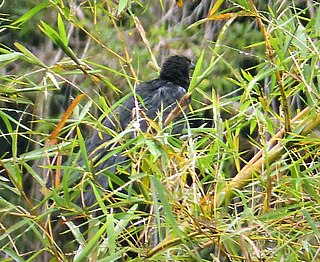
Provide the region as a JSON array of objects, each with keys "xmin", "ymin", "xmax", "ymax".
[
  {"xmin": 189, "ymin": 62, "xmax": 195, "ymax": 77},
  {"xmin": 189, "ymin": 62, "xmax": 196, "ymax": 77},
  {"xmin": 189, "ymin": 62, "xmax": 196, "ymax": 70}
]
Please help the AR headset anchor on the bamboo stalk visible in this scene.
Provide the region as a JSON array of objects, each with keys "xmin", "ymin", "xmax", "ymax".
[{"xmin": 214, "ymin": 109, "xmax": 320, "ymax": 207}]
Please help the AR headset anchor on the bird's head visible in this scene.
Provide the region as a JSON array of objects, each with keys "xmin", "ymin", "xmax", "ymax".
[{"xmin": 159, "ymin": 55, "xmax": 194, "ymax": 90}]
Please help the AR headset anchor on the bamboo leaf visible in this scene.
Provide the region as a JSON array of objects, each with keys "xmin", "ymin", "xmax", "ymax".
[
  {"xmin": 150, "ymin": 175, "xmax": 183, "ymax": 238},
  {"xmin": 208, "ymin": 0, "xmax": 225, "ymax": 17},
  {"xmin": 74, "ymin": 219, "xmax": 110, "ymax": 262},
  {"xmin": 57, "ymin": 13, "xmax": 68, "ymax": 46},
  {"xmin": 0, "ymin": 52, "xmax": 24, "ymax": 63},
  {"xmin": 46, "ymin": 72, "xmax": 60, "ymax": 89},
  {"xmin": 12, "ymin": 0, "xmax": 51, "ymax": 26},
  {"xmin": 188, "ymin": 50, "xmax": 204, "ymax": 93},
  {"xmin": 117, "ymin": 0, "xmax": 129, "ymax": 15},
  {"xmin": 38, "ymin": 20, "xmax": 62, "ymax": 46},
  {"xmin": 14, "ymin": 42, "xmax": 47, "ymax": 68},
  {"xmin": 302, "ymin": 209, "xmax": 319, "ymax": 236},
  {"xmin": 106, "ymin": 214, "xmax": 116, "ymax": 255},
  {"xmin": 2, "ymin": 247, "xmax": 25, "ymax": 262},
  {"xmin": 188, "ymin": 51, "xmax": 223, "ymax": 93}
]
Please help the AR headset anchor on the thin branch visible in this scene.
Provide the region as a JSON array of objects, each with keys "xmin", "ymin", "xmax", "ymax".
[
  {"xmin": 214, "ymin": 106, "xmax": 319, "ymax": 208},
  {"xmin": 164, "ymin": 92, "xmax": 191, "ymax": 127}
]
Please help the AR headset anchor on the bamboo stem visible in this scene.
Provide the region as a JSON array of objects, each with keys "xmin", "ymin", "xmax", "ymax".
[{"xmin": 214, "ymin": 108, "xmax": 320, "ymax": 207}]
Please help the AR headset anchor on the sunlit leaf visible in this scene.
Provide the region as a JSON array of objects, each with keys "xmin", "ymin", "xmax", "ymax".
[
  {"xmin": 12, "ymin": 0, "xmax": 51, "ymax": 26},
  {"xmin": 14, "ymin": 43, "xmax": 47, "ymax": 68},
  {"xmin": 117, "ymin": 0, "xmax": 129, "ymax": 15},
  {"xmin": 208, "ymin": 0, "xmax": 225, "ymax": 17},
  {"xmin": 188, "ymin": 50, "xmax": 204, "ymax": 93},
  {"xmin": 0, "ymin": 52, "xmax": 24, "ymax": 63},
  {"xmin": 57, "ymin": 13, "xmax": 68, "ymax": 46}
]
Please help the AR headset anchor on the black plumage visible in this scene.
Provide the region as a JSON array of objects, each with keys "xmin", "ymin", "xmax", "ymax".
[{"xmin": 65, "ymin": 55, "xmax": 194, "ymax": 207}]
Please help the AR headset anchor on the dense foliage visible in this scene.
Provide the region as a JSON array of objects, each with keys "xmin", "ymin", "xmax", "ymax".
[{"xmin": 0, "ymin": 0, "xmax": 319, "ymax": 261}]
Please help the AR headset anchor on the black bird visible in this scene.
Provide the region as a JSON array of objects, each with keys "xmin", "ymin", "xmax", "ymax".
[{"xmin": 62, "ymin": 55, "xmax": 194, "ymax": 207}]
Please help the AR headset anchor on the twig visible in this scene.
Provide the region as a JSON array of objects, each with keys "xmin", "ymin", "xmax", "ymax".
[
  {"xmin": 133, "ymin": 15, "xmax": 160, "ymax": 71},
  {"xmin": 164, "ymin": 92, "xmax": 191, "ymax": 127}
]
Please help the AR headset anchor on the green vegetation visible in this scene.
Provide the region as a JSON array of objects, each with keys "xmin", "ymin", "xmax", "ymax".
[{"xmin": 0, "ymin": 0, "xmax": 319, "ymax": 261}]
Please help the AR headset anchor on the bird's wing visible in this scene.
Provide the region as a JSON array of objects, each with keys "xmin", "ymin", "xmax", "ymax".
[
  {"xmin": 84, "ymin": 79, "xmax": 187, "ymax": 167},
  {"xmin": 67, "ymin": 80, "xmax": 188, "ymax": 207},
  {"xmin": 134, "ymin": 79, "xmax": 187, "ymax": 129}
]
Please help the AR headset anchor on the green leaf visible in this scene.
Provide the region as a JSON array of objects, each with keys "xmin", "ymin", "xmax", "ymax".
[
  {"xmin": 189, "ymin": 51, "xmax": 222, "ymax": 93},
  {"xmin": 0, "ymin": 218, "xmax": 29, "ymax": 242},
  {"xmin": 106, "ymin": 214, "xmax": 116, "ymax": 255},
  {"xmin": 64, "ymin": 216, "xmax": 86, "ymax": 247},
  {"xmin": 57, "ymin": 13, "xmax": 68, "ymax": 46},
  {"xmin": 39, "ymin": 20, "xmax": 82, "ymax": 65},
  {"xmin": 14, "ymin": 43, "xmax": 47, "ymax": 68},
  {"xmin": 117, "ymin": 0, "xmax": 129, "ymax": 15},
  {"xmin": 145, "ymin": 139, "xmax": 161, "ymax": 161},
  {"xmin": 77, "ymin": 127, "xmax": 90, "ymax": 171},
  {"xmin": 99, "ymin": 75, "xmax": 121, "ymax": 93},
  {"xmin": 38, "ymin": 20, "xmax": 62, "ymax": 46},
  {"xmin": 187, "ymin": 18, "xmax": 208, "ymax": 30},
  {"xmin": 302, "ymin": 209, "xmax": 319, "ymax": 237},
  {"xmin": 12, "ymin": 0, "xmax": 51, "ymax": 26},
  {"xmin": 46, "ymin": 72, "xmax": 60, "ymax": 89},
  {"xmin": 0, "ymin": 52, "xmax": 24, "ymax": 63},
  {"xmin": 0, "ymin": 109, "xmax": 13, "ymax": 133},
  {"xmin": 188, "ymin": 50, "xmax": 204, "ymax": 93},
  {"xmin": 150, "ymin": 175, "xmax": 183, "ymax": 238},
  {"xmin": 23, "ymin": 163, "xmax": 45, "ymax": 187},
  {"xmin": 259, "ymin": 202, "xmax": 309, "ymax": 221},
  {"xmin": 2, "ymin": 247, "xmax": 25, "ymax": 262}
]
